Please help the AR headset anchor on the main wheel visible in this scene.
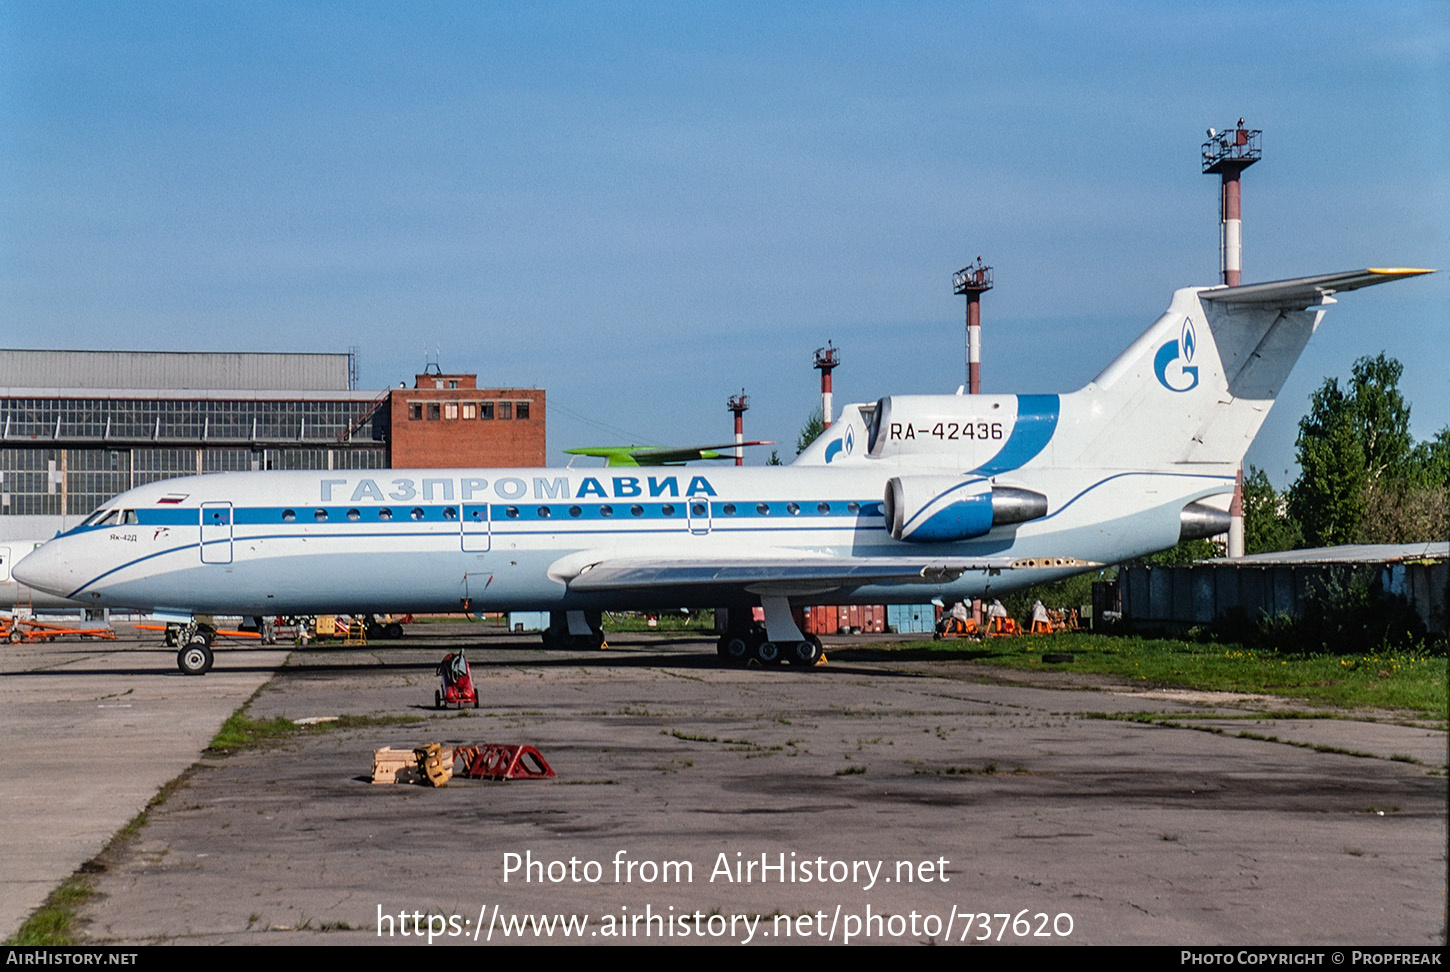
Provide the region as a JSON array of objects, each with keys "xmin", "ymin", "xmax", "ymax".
[
  {"xmin": 721, "ymin": 635, "xmax": 751, "ymax": 664},
  {"xmin": 787, "ymin": 639, "xmax": 821, "ymax": 666},
  {"xmin": 177, "ymin": 640, "xmax": 214, "ymax": 676},
  {"xmin": 755, "ymin": 640, "xmax": 781, "ymax": 665}
]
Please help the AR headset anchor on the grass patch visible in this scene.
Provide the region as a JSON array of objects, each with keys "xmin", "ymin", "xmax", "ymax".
[
  {"xmin": 209, "ymin": 711, "xmax": 424, "ymax": 754},
  {"xmin": 5, "ymin": 879, "xmax": 93, "ymax": 946},
  {"xmin": 605, "ymin": 610, "xmax": 716, "ymax": 633},
  {"xmin": 851, "ymin": 634, "xmax": 1447, "ymax": 721},
  {"xmin": 834, "ymin": 765, "xmax": 867, "ymax": 776}
]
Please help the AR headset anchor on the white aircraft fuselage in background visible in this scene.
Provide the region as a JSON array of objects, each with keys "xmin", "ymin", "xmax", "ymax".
[{"xmin": 14, "ymin": 270, "xmax": 1433, "ymax": 668}]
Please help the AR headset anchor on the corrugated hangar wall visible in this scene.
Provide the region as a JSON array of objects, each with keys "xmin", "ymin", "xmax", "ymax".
[{"xmin": 0, "ymin": 350, "xmax": 352, "ymax": 391}]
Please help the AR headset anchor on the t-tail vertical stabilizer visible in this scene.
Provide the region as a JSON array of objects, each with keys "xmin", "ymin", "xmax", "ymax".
[{"xmin": 1065, "ymin": 268, "xmax": 1434, "ymax": 472}]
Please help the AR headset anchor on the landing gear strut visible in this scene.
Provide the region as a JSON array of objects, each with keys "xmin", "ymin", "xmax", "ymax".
[{"xmin": 541, "ymin": 610, "xmax": 607, "ymax": 650}]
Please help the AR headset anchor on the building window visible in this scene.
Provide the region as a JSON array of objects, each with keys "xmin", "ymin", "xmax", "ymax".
[
  {"xmin": 444, "ymin": 403, "xmax": 458, "ymax": 420},
  {"xmin": 479, "ymin": 402, "xmax": 494, "ymax": 420},
  {"xmin": 448, "ymin": 380, "xmax": 458, "ymax": 389},
  {"xmin": 498, "ymin": 402, "xmax": 513, "ymax": 420},
  {"xmin": 462, "ymin": 403, "xmax": 476, "ymax": 420},
  {"xmin": 427, "ymin": 403, "xmax": 440, "ymax": 420},
  {"xmin": 516, "ymin": 401, "xmax": 530, "ymax": 420},
  {"xmin": 408, "ymin": 403, "xmax": 422, "ymax": 421}
]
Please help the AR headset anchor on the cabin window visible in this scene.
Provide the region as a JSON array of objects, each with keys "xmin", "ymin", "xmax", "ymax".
[
  {"xmin": 346, "ymin": 509, "xmax": 361, "ymax": 521},
  {"xmin": 410, "ymin": 507, "xmax": 425, "ymax": 520},
  {"xmin": 786, "ymin": 502, "xmax": 800, "ymax": 515},
  {"xmin": 660, "ymin": 504, "xmax": 675, "ymax": 516},
  {"xmin": 282, "ymin": 509, "xmax": 296, "ymax": 522},
  {"xmin": 443, "ymin": 507, "xmax": 457, "ymax": 520},
  {"xmin": 722, "ymin": 503, "xmax": 736, "ymax": 515},
  {"xmin": 690, "ymin": 502, "xmax": 706, "ymax": 516},
  {"xmin": 537, "ymin": 506, "xmax": 551, "ymax": 518},
  {"xmin": 504, "ymin": 506, "xmax": 519, "ymax": 518},
  {"xmin": 756, "ymin": 503, "xmax": 770, "ymax": 515},
  {"xmin": 817, "ymin": 502, "xmax": 831, "ymax": 514},
  {"xmin": 568, "ymin": 506, "xmax": 582, "ymax": 517},
  {"xmin": 599, "ymin": 505, "xmax": 613, "ymax": 517},
  {"xmin": 630, "ymin": 505, "xmax": 643, "ymax": 517},
  {"xmin": 378, "ymin": 508, "xmax": 393, "ymax": 520},
  {"xmin": 314, "ymin": 509, "xmax": 328, "ymax": 521},
  {"xmin": 847, "ymin": 502, "xmax": 860, "ymax": 514}
]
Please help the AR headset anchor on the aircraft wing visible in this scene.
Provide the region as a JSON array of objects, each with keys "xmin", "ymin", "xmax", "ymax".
[
  {"xmin": 564, "ymin": 555, "xmax": 1092, "ymax": 593},
  {"xmin": 565, "ymin": 442, "xmax": 775, "ymax": 467},
  {"xmin": 1201, "ymin": 268, "xmax": 1433, "ymax": 307}
]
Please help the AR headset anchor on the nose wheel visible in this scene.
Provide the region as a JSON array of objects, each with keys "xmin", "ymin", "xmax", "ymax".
[{"xmin": 177, "ymin": 639, "xmax": 214, "ymax": 675}]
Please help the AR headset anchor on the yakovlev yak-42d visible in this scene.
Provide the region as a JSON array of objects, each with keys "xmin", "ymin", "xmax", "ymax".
[{"xmin": 15, "ymin": 267, "xmax": 1433, "ymax": 673}]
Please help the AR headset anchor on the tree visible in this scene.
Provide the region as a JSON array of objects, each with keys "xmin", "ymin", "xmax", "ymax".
[
  {"xmin": 795, "ymin": 408, "xmax": 825, "ymax": 455},
  {"xmin": 1289, "ymin": 354, "xmax": 1412, "ymax": 547},
  {"xmin": 1243, "ymin": 466, "xmax": 1302, "ymax": 554},
  {"xmin": 1288, "ymin": 353, "xmax": 1445, "ymax": 547}
]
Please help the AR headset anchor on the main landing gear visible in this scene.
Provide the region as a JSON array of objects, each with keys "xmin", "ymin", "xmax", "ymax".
[{"xmin": 716, "ymin": 627, "xmax": 823, "ymax": 667}]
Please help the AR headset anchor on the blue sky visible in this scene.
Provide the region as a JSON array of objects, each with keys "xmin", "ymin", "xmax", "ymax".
[{"xmin": 2, "ymin": 2, "xmax": 1445, "ymax": 484}]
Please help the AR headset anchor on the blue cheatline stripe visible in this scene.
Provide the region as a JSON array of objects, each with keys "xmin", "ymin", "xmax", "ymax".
[
  {"xmin": 972, "ymin": 394, "xmax": 1059, "ymax": 476},
  {"xmin": 104, "ymin": 500, "xmax": 887, "ymax": 529}
]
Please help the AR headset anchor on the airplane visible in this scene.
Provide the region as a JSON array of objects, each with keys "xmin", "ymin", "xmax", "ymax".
[
  {"xmin": 14, "ymin": 267, "xmax": 1433, "ymax": 674},
  {"xmin": 1, "ymin": 539, "xmax": 93, "ymax": 617},
  {"xmin": 565, "ymin": 442, "xmax": 775, "ymax": 466}
]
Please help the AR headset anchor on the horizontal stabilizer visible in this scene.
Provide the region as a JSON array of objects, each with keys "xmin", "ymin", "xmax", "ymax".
[{"xmin": 1202, "ymin": 268, "xmax": 1434, "ymax": 307}]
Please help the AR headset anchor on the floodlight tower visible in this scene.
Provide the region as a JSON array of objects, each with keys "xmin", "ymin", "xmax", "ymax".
[
  {"xmin": 813, "ymin": 343, "xmax": 839, "ymax": 428},
  {"xmin": 1202, "ymin": 119, "xmax": 1261, "ymax": 287},
  {"xmin": 953, "ymin": 257, "xmax": 993, "ymax": 393},
  {"xmin": 726, "ymin": 390, "xmax": 749, "ymax": 466},
  {"xmin": 1202, "ymin": 119, "xmax": 1261, "ymax": 558}
]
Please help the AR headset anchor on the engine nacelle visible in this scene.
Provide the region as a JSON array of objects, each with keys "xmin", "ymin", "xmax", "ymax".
[{"xmin": 884, "ymin": 477, "xmax": 1048, "ymax": 543}]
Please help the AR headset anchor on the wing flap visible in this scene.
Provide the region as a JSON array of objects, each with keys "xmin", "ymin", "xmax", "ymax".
[{"xmin": 565, "ymin": 556, "xmax": 1018, "ymax": 592}]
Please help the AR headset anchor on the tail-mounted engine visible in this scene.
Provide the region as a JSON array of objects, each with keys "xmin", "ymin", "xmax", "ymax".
[{"xmin": 883, "ymin": 476, "xmax": 1048, "ymax": 543}]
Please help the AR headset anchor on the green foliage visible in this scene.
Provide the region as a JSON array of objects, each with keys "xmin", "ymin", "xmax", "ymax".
[
  {"xmin": 1288, "ymin": 354, "xmax": 1444, "ymax": 546},
  {"xmin": 1243, "ymin": 465, "xmax": 1302, "ymax": 554},
  {"xmin": 999, "ymin": 570, "xmax": 1101, "ymax": 624},
  {"xmin": 795, "ymin": 407, "xmax": 825, "ymax": 455},
  {"xmin": 766, "ymin": 450, "xmax": 782, "ymax": 466},
  {"xmin": 1138, "ymin": 538, "xmax": 1219, "ymax": 566}
]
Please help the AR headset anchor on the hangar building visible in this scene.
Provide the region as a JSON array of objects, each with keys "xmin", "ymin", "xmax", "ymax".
[{"xmin": 0, "ymin": 349, "xmax": 544, "ymax": 539}]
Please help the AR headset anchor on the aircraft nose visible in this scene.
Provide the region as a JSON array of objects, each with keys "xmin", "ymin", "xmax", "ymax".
[{"xmin": 12, "ymin": 540, "xmax": 78, "ymax": 598}]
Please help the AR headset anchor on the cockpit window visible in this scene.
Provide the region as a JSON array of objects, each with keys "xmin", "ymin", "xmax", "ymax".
[
  {"xmin": 81, "ymin": 508, "xmax": 111, "ymax": 527},
  {"xmin": 95, "ymin": 510, "xmax": 120, "ymax": 527},
  {"xmin": 122, "ymin": 510, "xmax": 139, "ymax": 525}
]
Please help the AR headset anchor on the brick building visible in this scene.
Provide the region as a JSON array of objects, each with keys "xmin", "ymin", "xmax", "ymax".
[{"xmin": 388, "ymin": 371, "xmax": 544, "ymax": 468}]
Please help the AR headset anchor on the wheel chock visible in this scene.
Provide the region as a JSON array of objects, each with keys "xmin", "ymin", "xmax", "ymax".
[
  {"xmin": 414, "ymin": 742, "xmax": 453, "ymax": 787},
  {"xmin": 453, "ymin": 744, "xmax": 556, "ymax": 780}
]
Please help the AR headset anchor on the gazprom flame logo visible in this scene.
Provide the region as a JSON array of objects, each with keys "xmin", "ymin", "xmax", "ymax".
[
  {"xmin": 1153, "ymin": 318, "xmax": 1199, "ymax": 393},
  {"xmin": 824, "ymin": 427, "xmax": 855, "ymax": 464}
]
